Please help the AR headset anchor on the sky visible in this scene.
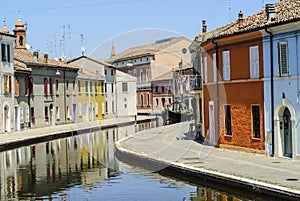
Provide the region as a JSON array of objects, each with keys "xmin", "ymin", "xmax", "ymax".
[{"xmin": 1, "ymin": 0, "xmax": 277, "ymax": 60}]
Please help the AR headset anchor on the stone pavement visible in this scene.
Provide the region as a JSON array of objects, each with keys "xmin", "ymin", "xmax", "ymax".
[
  {"xmin": 116, "ymin": 121, "xmax": 300, "ymax": 199},
  {"xmin": 0, "ymin": 115, "xmax": 154, "ymax": 149}
]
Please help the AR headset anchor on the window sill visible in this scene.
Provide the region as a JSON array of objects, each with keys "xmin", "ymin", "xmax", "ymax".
[
  {"xmin": 252, "ymin": 137, "xmax": 261, "ymax": 141},
  {"xmin": 224, "ymin": 135, "xmax": 232, "ymax": 137}
]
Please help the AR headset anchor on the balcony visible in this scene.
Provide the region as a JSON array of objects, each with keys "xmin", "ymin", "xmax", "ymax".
[{"xmin": 190, "ymin": 75, "xmax": 202, "ymax": 91}]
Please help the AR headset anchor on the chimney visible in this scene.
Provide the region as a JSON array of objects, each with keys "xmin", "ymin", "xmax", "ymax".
[
  {"xmin": 44, "ymin": 54, "xmax": 48, "ymax": 63},
  {"xmin": 33, "ymin": 51, "xmax": 39, "ymax": 62},
  {"xmin": 238, "ymin": 11, "xmax": 244, "ymax": 29},
  {"xmin": 202, "ymin": 20, "xmax": 207, "ymax": 33},
  {"xmin": 266, "ymin": 4, "xmax": 276, "ymax": 23}
]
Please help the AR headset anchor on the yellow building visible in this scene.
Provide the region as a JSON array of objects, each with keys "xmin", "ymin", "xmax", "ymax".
[{"xmin": 68, "ymin": 56, "xmax": 108, "ymax": 122}]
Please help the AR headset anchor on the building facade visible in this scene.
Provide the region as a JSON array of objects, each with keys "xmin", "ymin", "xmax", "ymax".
[
  {"xmin": 108, "ymin": 37, "xmax": 192, "ymax": 114},
  {"xmin": 0, "ymin": 27, "xmax": 16, "ymax": 133},
  {"xmin": 262, "ymin": 1, "xmax": 300, "ymax": 159}
]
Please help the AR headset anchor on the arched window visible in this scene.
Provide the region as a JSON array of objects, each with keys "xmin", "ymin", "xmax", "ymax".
[
  {"xmin": 19, "ymin": 36, "xmax": 23, "ymax": 46},
  {"xmin": 140, "ymin": 94, "xmax": 144, "ymax": 106}
]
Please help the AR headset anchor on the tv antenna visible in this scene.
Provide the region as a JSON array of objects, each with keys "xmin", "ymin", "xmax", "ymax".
[
  {"xmin": 228, "ymin": 0, "xmax": 232, "ymax": 22},
  {"xmin": 80, "ymin": 33, "xmax": 86, "ymax": 56}
]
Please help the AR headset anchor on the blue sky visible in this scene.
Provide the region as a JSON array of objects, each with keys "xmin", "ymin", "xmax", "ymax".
[{"xmin": 1, "ymin": 0, "xmax": 277, "ymax": 60}]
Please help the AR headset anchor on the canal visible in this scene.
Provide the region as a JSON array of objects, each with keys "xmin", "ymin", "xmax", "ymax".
[{"xmin": 0, "ymin": 120, "xmax": 272, "ymax": 201}]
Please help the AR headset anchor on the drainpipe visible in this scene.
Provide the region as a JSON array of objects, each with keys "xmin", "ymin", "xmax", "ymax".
[
  {"xmin": 63, "ymin": 68, "xmax": 67, "ymax": 123},
  {"xmin": 212, "ymin": 38, "xmax": 219, "ymax": 146},
  {"xmin": 28, "ymin": 71, "xmax": 32, "ymax": 129},
  {"xmin": 265, "ymin": 27, "xmax": 275, "ymax": 157}
]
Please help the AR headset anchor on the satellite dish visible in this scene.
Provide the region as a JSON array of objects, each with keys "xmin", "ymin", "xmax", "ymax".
[{"xmin": 25, "ymin": 44, "xmax": 31, "ymax": 50}]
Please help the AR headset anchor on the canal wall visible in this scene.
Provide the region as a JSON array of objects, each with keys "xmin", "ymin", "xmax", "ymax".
[{"xmin": 115, "ymin": 121, "xmax": 300, "ymax": 201}]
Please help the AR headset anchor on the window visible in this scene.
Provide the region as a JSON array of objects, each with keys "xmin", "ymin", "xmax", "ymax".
[
  {"xmin": 45, "ymin": 107, "xmax": 49, "ymax": 122},
  {"xmin": 204, "ymin": 56, "xmax": 208, "ymax": 83},
  {"xmin": 101, "ymin": 82, "xmax": 104, "ymax": 93},
  {"xmin": 94, "ymin": 81, "xmax": 98, "ymax": 93},
  {"xmin": 1, "ymin": 43, "xmax": 10, "ymax": 62},
  {"xmin": 133, "ymin": 69, "xmax": 137, "ymax": 76},
  {"xmin": 111, "ymin": 69, "xmax": 114, "ymax": 76},
  {"xmin": 140, "ymin": 94, "xmax": 144, "ymax": 106},
  {"xmin": 250, "ymin": 46, "xmax": 259, "ymax": 78},
  {"xmin": 252, "ymin": 105, "xmax": 260, "ymax": 139},
  {"xmin": 72, "ymin": 81, "xmax": 75, "ymax": 93},
  {"xmin": 122, "ymin": 82, "xmax": 128, "ymax": 92},
  {"xmin": 278, "ymin": 42, "xmax": 289, "ymax": 76},
  {"xmin": 224, "ymin": 105, "xmax": 232, "ymax": 136},
  {"xmin": 3, "ymin": 75, "xmax": 12, "ymax": 94},
  {"xmin": 105, "ymin": 69, "xmax": 107, "ymax": 75},
  {"xmin": 112, "ymin": 101, "xmax": 114, "ymax": 113},
  {"xmin": 85, "ymin": 81, "xmax": 88, "ymax": 92},
  {"xmin": 155, "ymin": 86, "xmax": 159, "ymax": 93},
  {"xmin": 78, "ymin": 80, "xmax": 81, "ymax": 92},
  {"xmin": 89, "ymin": 81, "xmax": 92, "ymax": 93},
  {"xmin": 147, "ymin": 94, "xmax": 150, "ymax": 106},
  {"xmin": 105, "ymin": 83, "xmax": 107, "ymax": 93},
  {"xmin": 25, "ymin": 78, "xmax": 29, "ymax": 95},
  {"xmin": 162, "ymin": 86, "xmax": 165, "ymax": 93},
  {"xmin": 66, "ymin": 80, "xmax": 69, "ymax": 93},
  {"xmin": 44, "ymin": 78, "xmax": 48, "ymax": 95},
  {"xmin": 156, "ymin": 98, "xmax": 159, "ymax": 106},
  {"xmin": 222, "ymin": 50, "xmax": 230, "ymax": 81},
  {"xmin": 15, "ymin": 77, "xmax": 19, "ymax": 96},
  {"xmin": 49, "ymin": 78, "xmax": 53, "ymax": 95},
  {"xmin": 56, "ymin": 80, "xmax": 59, "ymax": 94},
  {"xmin": 29, "ymin": 78, "xmax": 33, "ymax": 94},
  {"xmin": 140, "ymin": 70, "xmax": 143, "ymax": 82},
  {"xmin": 111, "ymin": 83, "xmax": 114, "ymax": 93},
  {"xmin": 146, "ymin": 68, "xmax": 150, "ymax": 81},
  {"xmin": 105, "ymin": 101, "xmax": 108, "ymax": 113},
  {"xmin": 213, "ymin": 53, "xmax": 217, "ymax": 82}
]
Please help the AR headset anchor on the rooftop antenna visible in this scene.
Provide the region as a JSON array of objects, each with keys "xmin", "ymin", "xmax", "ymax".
[
  {"xmin": 80, "ymin": 33, "xmax": 86, "ymax": 56},
  {"xmin": 228, "ymin": 0, "xmax": 232, "ymax": 22},
  {"xmin": 262, "ymin": 0, "xmax": 265, "ymax": 9}
]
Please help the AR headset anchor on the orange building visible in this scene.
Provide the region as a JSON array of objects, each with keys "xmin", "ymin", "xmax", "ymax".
[{"xmin": 198, "ymin": 14, "xmax": 265, "ymax": 153}]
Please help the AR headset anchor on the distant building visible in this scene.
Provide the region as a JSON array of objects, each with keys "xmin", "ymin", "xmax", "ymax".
[
  {"xmin": 68, "ymin": 56, "xmax": 107, "ymax": 121},
  {"xmin": 13, "ymin": 17, "xmax": 79, "ymax": 128},
  {"xmin": 108, "ymin": 37, "xmax": 192, "ymax": 114}
]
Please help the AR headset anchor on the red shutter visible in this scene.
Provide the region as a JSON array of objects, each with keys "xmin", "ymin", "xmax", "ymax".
[{"xmin": 44, "ymin": 78, "xmax": 48, "ymax": 95}]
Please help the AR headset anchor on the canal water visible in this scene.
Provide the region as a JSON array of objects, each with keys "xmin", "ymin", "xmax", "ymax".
[{"xmin": 0, "ymin": 120, "xmax": 271, "ymax": 201}]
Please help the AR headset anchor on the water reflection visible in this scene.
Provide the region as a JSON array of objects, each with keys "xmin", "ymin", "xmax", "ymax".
[{"xmin": 0, "ymin": 120, "xmax": 268, "ymax": 201}]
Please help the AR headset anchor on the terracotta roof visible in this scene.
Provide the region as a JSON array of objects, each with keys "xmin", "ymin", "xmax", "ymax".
[
  {"xmin": 107, "ymin": 37, "xmax": 191, "ymax": 62},
  {"xmin": 14, "ymin": 49, "xmax": 79, "ymax": 70},
  {"xmin": 197, "ymin": 0, "xmax": 300, "ymax": 43}
]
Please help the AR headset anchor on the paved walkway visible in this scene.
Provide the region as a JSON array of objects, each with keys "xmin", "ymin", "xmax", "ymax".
[
  {"xmin": 0, "ymin": 115, "xmax": 154, "ymax": 149},
  {"xmin": 116, "ymin": 121, "xmax": 300, "ymax": 199}
]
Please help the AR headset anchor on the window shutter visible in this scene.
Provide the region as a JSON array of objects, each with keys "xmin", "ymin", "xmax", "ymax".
[
  {"xmin": 222, "ymin": 51, "xmax": 230, "ymax": 81},
  {"xmin": 8, "ymin": 76, "xmax": 12, "ymax": 94},
  {"xmin": 213, "ymin": 53, "xmax": 217, "ymax": 82},
  {"xmin": 250, "ymin": 46, "xmax": 259, "ymax": 78},
  {"xmin": 278, "ymin": 42, "xmax": 289, "ymax": 76},
  {"xmin": 15, "ymin": 77, "xmax": 19, "ymax": 96},
  {"xmin": 49, "ymin": 78, "xmax": 53, "ymax": 95},
  {"xmin": 44, "ymin": 78, "xmax": 48, "ymax": 95},
  {"xmin": 204, "ymin": 57, "xmax": 208, "ymax": 83},
  {"xmin": 30, "ymin": 78, "xmax": 34, "ymax": 94},
  {"xmin": 25, "ymin": 78, "xmax": 29, "ymax": 95}
]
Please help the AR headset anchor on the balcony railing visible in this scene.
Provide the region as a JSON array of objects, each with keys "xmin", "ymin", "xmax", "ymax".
[{"xmin": 190, "ymin": 75, "xmax": 202, "ymax": 91}]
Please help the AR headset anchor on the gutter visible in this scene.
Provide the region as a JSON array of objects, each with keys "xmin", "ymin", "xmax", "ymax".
[
  {"xmin": 212, "ymin": 38, "xmax": 220, "ymax": 146},
  {"xmin": 265, "ymin": 27, "xmax": 275, "ymax": 157}
]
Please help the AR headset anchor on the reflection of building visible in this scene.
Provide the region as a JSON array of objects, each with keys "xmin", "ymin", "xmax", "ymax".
[
  {"xmin": 190, "ymin": 187, "xmax": 242, "ymax": 201},
  {"xmin": 108, "ymin": 37, "xmax": 192, "ymax": 114}
]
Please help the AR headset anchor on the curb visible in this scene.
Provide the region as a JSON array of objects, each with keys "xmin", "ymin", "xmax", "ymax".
[{"xmin": 115, "ymin": 141, "xmax": 300, "ymax": 201}]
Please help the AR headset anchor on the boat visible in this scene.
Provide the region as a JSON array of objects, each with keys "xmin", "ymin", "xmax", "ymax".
[{"xmin": 162, "ymin": 101, "xmax": 193, "ymax": 125}]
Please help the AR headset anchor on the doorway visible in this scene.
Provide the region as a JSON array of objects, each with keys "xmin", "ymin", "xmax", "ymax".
[{"xmin": 283, "ymin": 107, "xmax": 292, "ymax": 157}]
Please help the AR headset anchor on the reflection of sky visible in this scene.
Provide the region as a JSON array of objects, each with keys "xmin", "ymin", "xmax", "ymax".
[{"xmin": 59, "ymin": 162, "xmax": 195, "ymax": 201}]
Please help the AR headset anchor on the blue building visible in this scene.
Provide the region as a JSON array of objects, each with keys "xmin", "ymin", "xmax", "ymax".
[{"xmin": 263, "ymin": 2, "xmax": 300, "ymax": 159}]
